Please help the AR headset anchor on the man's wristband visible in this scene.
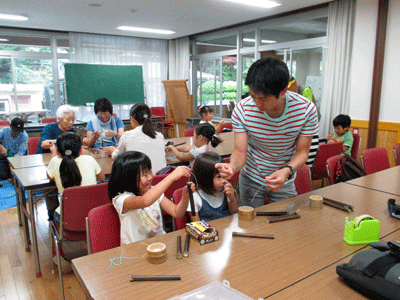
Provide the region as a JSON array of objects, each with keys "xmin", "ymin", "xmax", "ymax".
[{"xmin": 283, "ymin": 165, "xmax": 296, "ymax": 180}]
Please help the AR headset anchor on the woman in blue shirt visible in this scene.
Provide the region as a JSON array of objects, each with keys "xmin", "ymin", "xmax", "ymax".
[
  {"xmin": 83, "ymin": 97, "xmax": 125, "ymax": 148},
  {"xmin": 36, "ymin": 105, "xmax": 76, "ymax": 154}
]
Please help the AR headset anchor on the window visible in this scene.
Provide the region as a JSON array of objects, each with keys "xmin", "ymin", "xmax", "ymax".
[
  {"xmin": 191, "ymin": 6, "xmax": 328, "ymax": 119},
  {"xmin": 0, "ymin": 30, "xmax": 69, "ymax": 120}
]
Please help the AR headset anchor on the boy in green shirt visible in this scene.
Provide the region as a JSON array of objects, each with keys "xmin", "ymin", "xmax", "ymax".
[{"xmin": 327, "ymin": 114, "xmax": 353, "ymax": 155}]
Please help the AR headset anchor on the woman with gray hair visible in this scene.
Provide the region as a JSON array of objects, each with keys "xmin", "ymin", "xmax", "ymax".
[{"xmin": 35, "ymin": 104, "xmax": 77, "ymax": 154}]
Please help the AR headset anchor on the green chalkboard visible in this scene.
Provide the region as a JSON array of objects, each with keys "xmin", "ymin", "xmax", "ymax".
[{"xmin": 65, "ymin": 63, "xmax": 144, "ymax": 106}]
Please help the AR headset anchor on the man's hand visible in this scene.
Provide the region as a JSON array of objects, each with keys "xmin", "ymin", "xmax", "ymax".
[
  {"xmin": 264, "ymin": 168, "xmax": 291, "ymax": 192},
  {"xmin": 215, "ymin": 163, "xmax": 233, "ymax": 180}
]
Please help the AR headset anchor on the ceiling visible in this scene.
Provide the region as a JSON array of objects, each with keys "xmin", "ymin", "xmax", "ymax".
[{"xmin": 0, "ymin": 0, "xmax": 332, "ymax": 40}]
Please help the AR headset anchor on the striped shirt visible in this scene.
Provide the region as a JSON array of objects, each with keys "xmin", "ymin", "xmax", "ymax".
[{"xmin": 232, "ymin": 91, "xmax": 319, "ymax": 185}]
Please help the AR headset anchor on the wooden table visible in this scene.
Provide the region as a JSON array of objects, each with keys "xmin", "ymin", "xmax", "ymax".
[
  {"xmin": 266, "ymin": 229, "xmax": 400, "ymax": 299},
  {"xmin": 345, "ymin": 166, "xmax": 400, "ymax": 196},
  {"xmin": 71, "ymin": 183, "xmax": 400, "ymax": 300},
  {"xmin": 8, "ymin": 151, "xmax": 113, "ymax": 277}
]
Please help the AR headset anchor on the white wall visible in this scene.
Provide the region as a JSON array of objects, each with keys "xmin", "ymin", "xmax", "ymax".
[{"xmin": 349, "ymin": 0, "xmax": 400, "ymax": 122}]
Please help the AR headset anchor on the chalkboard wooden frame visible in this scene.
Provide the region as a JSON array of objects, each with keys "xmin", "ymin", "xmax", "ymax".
[{"xmin": 65, "ymin": 63, "xmax": 144, "ymax": 106}]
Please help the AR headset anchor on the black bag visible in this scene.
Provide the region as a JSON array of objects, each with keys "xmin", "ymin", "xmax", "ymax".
[
  {"xmin": 334, "ymin": 154, "xmax": 366, "ymax": 183},
  {"xmin": 336, "ymin": 241, "xmax": 400, "ymax": 300},
  {"xmin": 0, "ymin": 155, "xmax": 11, "ymax": 180}
]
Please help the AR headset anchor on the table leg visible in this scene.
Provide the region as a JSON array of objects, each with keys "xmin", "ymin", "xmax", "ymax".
[
  {"xmin": 15, "ymin": 177, "xmax": 31, "ymax": 252},
  {"xmin": 27, "ymin": 190, "xmax": 42, "ymax": 277},
  {"xmin": 11, "ymin": 172, "xmax": 22, "ymax": 226}
]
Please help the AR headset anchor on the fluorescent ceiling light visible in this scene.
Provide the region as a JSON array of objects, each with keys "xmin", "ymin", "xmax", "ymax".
[
  {"xmin": 0, "ymin": 38, "xmax": 9, "ymax": 42},
  {"xmin": 243, "ymin": 38, "xmax": 276, "ymax": 44},
  {"xmin": 117, "ymin": 26, "xmax": 175, "ymax": 35},
  {"xmin": 223, "ymin": 0, "xmax": 280, "ymax": 8},
  {"xmin": 0, "ymin": 13, "xmax": 28, "ymax": 21}
]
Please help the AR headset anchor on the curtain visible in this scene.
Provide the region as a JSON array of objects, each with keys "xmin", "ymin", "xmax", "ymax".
[
  {"xmin": 69, "ymin": 33, "xmax": 168, "ymax": 120},
  {"xmin": 319, "ymin": 0, "xmax": 356, "ymax": 136},
  {"xmin": 168, "ymin": 37, "xmax": 190, "ymax": 91}
]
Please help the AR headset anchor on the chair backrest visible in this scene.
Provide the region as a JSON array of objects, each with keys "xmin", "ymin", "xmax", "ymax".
[
  {"xmin": 0, "ymin": 120, "xmax": 10, "ymax": 126},
  {"xmin": 294, "ymin": 164, "xmax": 312, "ymax": 195},
  {"xmin": 311, "ymin": 141, "xmax": 343, "ymax": 180},
  {"xmin": 42, "ymin": 117, "xmax": 57, "ymax": 124},
  {"xmin": 150, "ymin": 106, "xmax": 166, "ymax": 118},
  {"xmin": 222, "ymin": 122, "xmax": 233, "ymax": 130},
  {"xmin": 61, "ymin": 182, "xmax": 110, "ymax": 240},
  {"xmin": 184, "ymin": 128, "xmax": 195, "ymax": 137},
  {"xmin": 351, "ymin": 133, "xmax": 361, "ymax": 159},
  {"xmin": 28, "ymin": 137, "xmax": 41, "ymax": 155},
  {"xmin": 394, "ymin": 143, "xmax": 400, "ymax": 166},
  {"xmin": 326, "ymin": 154, "xmax": 345, "ymax": 185},
  {"xmin": 151, "ymin": 174, "xmax": 188, "ymax": 201},
  {"xmin": 361, "ymin": 147, "xmax": 390, "ymax": 175},
  {"xmin": 172, "ymin": 188, "xmax": 187, "ymax": 230},
  {"xmin": 87, "ymin": 203, "xmax": 120, "ymax": 254}
]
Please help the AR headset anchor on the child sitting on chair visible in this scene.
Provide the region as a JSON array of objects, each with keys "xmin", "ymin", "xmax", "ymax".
[
  {"xmin": 188, "ymin": 152, "xmax": 239, "ymax": 222},
  {"xmin": 199, "ymin": 105, "xmax": 226, "ymax": 133},
  {"xmin": 326, "ymin": 114, "xmax": 354, "ymax": 155},
  {"xmin": 165, "ymin": 123, "xmax": 222, "ymax": 167}
]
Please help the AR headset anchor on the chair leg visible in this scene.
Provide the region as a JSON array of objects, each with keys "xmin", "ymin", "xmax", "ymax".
[{"xmin": 51, "ymin": 225, "xmax": 65, "ymax": 300}]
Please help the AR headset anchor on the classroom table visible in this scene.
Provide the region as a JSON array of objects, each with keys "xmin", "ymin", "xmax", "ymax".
[
  {"xmin": 71, "ymin": 183, "xmax": 400, "ymax": 300},
  {"xmin": 345, "ymin": 165, "xmax": 400, "ymax": 196},
  {"xmin": 266, "ymin": 229, "xmax": 400, "ymax": 299},
  {"xmin": 8, "ymin": 151, "xmax": 113, "ymax": 277},
  {"xmin": 8, "ymin": 132, "xmax": 234, "ymax": 277}
]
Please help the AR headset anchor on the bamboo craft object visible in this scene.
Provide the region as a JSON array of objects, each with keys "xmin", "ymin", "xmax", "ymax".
[
  {"xmin": 183, "ymin": 234, "xmax": 190, "ymax": 257},
  {"xmin": 130, "ymin": 275, "xmax": 181, "ymax": 282},
  {"xmin": 187, "ymin": 182, "xmax": 196, "ymax": 217},
  {"xmin": 232, "ymin": 232, "xmax": 274, "ymax": 239},
  {"xmin": 256, "ymin": 211, "xmax": 288, "ymax": 216},
  {"xmin": 176, "ymin": 236, "xmax": 182, "ymax": 259},
  {"xmin": 323, "ymin": 197, "xmax": 354, "ymax": 213},
  {"xmin": 266, "ymin": 212, "xmax": 300, "ymax": 223}
]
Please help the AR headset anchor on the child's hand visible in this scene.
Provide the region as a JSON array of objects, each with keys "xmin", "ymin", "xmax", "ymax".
[
  {"xmin": 94, "ymin": 130, "xmax": 101, "ymax": 138},
  {"xmin": 219, "ymin": 119, "xmax": 226, "ymax": 126},
  {"xmin": 165, "ymin": 145, "xmax": 174, "ymax": 152},
  {"xmin": 327, "ymin": 133, "xmax": 334, "ymax": 140},
  {"xmin": 170, "ymin": 166, "xmax": 191, "ymax": 179},
  {"xmin": 182, "ymin": 181, "xmax": 195, "ymax": 198},
  {"xmin": 103, "ymin": 146, "xmax": 115, "ymax": 156},
  {"xmin": 223, "ymin": 181, "xmax": 235, "ymax": 199}
]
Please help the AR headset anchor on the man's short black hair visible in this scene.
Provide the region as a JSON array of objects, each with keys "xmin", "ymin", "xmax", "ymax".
[
  {"xmin": 333, "ymin": 114, "xmax": 351, "ymax": 128},
  {"xmin": 94, "ymin": 97, "xmax": 113, "ymax": 115},
  {"xmin": 245, "ymin": 57, "xmax": 290, "ymax": 98}
]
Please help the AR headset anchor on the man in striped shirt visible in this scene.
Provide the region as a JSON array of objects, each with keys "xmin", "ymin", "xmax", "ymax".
[{"xmin": 217, "ymin": 57, "xmax": 319, "ymax": 207}]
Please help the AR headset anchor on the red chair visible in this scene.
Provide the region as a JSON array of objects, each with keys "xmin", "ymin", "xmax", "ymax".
[
  {"xmin": 294, "ymin": 164, "xmax": 312, "ymax": 195},
  {"xmin": 28, "ymin": 137, "xmax": 40, "ymax": 155},
  {"xmin": 50, "ymin": 182, "xmax": 110, "ymax": 299},
  {"xmin": 150, "ymin": 106, "xmax": 174, "ymax": 137},
  {"xmin": 394, "ymin": 143, "xmax": 400, "ymax": 166},
  {"xmin": 184, "ymin": 128, "xmax": 195, "ymax": 137},
  {"xmin": 326, "ymin": 154, "xmax": 345, "ymax": 185},
  {"xmin": 311, "ymin": 142, "xmax": 343, "ymax": 187},
  {"xmin": 0, "ymin": 120, "xmax": 10, "ymax": 126},
  {"xmin": 42, "ymin": 118, "xmax": 57, "ymax": 124},
  {"xmin": 152, "ymin": 174, "xmax": 189, "ymax": 231},
  {"xmin": 86, "ymin": 203, "xmax": 120, "ymax": 255},
  {"xmin": 351, "ymin": 133, "xmax": 361, "ymax": 160},
  {"xmin": 361, "ymin": 147, "xmax": 390, "ymax": 175},
  {"xmin": 173, "ymin": 188, "xmax": 188, "ymax": 230}
]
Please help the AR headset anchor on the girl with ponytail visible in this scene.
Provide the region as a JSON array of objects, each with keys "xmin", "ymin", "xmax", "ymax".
[{"xmin": 104, "ymin": 103, "xmax": 167, "ymax": 173}]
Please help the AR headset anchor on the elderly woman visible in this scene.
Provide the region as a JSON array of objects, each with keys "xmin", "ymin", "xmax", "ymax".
[
  {"xmin": 35, "ymin": 105, "xmax": 77, "ymax": 154},
  {"xmin": 83, "ymin": 97, "xmax": 125, "ymax": 148}
]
